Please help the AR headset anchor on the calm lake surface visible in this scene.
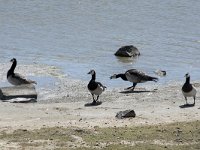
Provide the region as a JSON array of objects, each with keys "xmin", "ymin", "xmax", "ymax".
[{"xmin": 0, "ymin": 0, "xmax": 200, "ymax": 88}]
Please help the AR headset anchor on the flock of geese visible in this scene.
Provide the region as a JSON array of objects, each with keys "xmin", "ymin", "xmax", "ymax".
[{"xmin": 6, "ymin": 58, "xmax": 197, "ymax": 106}]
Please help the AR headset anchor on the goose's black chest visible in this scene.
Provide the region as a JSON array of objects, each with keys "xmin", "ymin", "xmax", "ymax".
[
  {"xmin": 182, "ymin": 83, "xmax": 193, "ymax": 93},
  {"xmin": 88, "ymin": 80, "xmax": 98, "ymax": 91}
]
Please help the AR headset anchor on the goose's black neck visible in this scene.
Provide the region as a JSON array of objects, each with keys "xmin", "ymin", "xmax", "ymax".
[
  {"xmin": 91, "ymin": 73, "xmax": 96, "ymax": 81},
  {"xmin": 185, "ymin": 77, "xmax": 190, "ymax": 84},
  {"xmin": 117, "ymin": 74, "xmax": 128, "ymax": 81},
  {"xmin": 7, "ymin": 60, "xmax": 17, "ymax": 77}
]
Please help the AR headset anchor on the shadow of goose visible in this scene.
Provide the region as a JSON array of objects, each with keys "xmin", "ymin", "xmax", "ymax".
[
  {"xmin": 84, "ymin": 101, "xmax": 102, "ymax": 107},
  {"xmin": 179, "ymin": 103, "xmax": 195, "ymax": 108},
  {"xmin": 119, "ymin": 90, "xmax": 154, "ymax": 94}
]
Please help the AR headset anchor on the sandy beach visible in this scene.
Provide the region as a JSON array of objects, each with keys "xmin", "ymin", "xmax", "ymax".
[
  {"xmin": 0, "ymin": 81, "xmax": 200, "ymax": 130},
  {"xmin": 0, "ymin": 63, "xmax": 200, "ymax": 129},
  {"xmin": 0, "ymin": 64, "xmax": 200, "ymax": 149}
]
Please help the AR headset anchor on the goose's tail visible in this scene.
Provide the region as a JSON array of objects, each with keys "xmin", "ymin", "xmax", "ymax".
[
  {"xmin": 102, "ymin": 86, "xmax": 107, "ymax": 91},
  {"xmin": 148, "ymin": 76, "xmax": 159, "ymax": 82},
  {"xmin": 28, "ymin": 80, "xmax": 37, "ymax": 85}
]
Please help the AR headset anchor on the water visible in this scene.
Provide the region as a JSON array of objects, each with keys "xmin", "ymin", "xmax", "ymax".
[{"xmin": 0, "ymin": 0, "xmax": 200, "ymax": 88}]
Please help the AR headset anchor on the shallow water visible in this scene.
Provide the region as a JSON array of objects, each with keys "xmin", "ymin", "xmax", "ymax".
[{"xmin": 0, "ymin": 0, "xmax": 200, "ymax": 88}]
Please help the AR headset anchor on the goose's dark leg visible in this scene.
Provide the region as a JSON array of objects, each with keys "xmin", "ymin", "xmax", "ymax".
[
  {"xmin": 125, "ymin": 83, "xmax": 137, "ymax": 91},
  {"xmin": 125, "ymin": 86, "xmax": 134, "ymax": 90},
  {"xmin": 93, "ymin": 95, "xmax": 99, "ymax": 103},
  {"xmin": 131, "ymin": 83, "xmax": 137, "ymax": 91},
  {"xmin": 193, "ymin": 96, "xmax": 196, "ymax": 105},
  {"xmin": 125, "ymin": 86, "xmax": 133, "ymax": 90},
  {"xmin": 92, "ymin": 94, "xmax": 96, "ymax": 104},
  {"xmin": 96, "ymin": 95, "xmax": 99, "ymax": 101},
  {"xmin": 184, "ymin": 97, "xmax": 188, "ymax": 105}
]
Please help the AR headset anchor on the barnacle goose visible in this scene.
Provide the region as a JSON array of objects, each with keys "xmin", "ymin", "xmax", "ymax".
[
  {"xmin": 182, "ymin": 73, "xmax": 196, "ymax": 105},
  {"xmin": 110, "ymin": 69, "xmax": 158, "ymax": 91},
  {"xmin": 87, "ymin": 69, "xmax": 106, "ymax": 104},
  {"xmin": 7, "ymin": 58, "xmax": 37, "ymax": 85}
]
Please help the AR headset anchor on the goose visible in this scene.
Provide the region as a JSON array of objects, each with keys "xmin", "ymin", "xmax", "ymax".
[
  {"xmin": 110, "ymin": 69, "xmax": 158, "ymax": 91},
  {"xmin": 87, "ymin": 70, "xmax": 106, "ymax": 104},
  {"xmin": 182, "ymin": 73, "xmax": 196, "ymax": 105},
  {"xmin": 7, "ymin": 58, "xmax": 37, "ymax": 85}
]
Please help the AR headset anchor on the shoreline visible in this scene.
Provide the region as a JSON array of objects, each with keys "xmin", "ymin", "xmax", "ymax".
[{"xmin": 0, "ymin": 63, "xmax": 200, "ymax": 131}]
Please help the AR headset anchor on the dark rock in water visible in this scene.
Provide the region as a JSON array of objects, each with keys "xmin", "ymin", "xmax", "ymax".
[
  {"xmin": 115, "ymin": 45, "xmax": 140, "ymax": 57},
  {"xmin": 0, "ymin": 84, "xmax": 37, "ymax": 100},
  {"xmin": 116, "ymin": 109, "xmax": 136, "ymax": 119}
]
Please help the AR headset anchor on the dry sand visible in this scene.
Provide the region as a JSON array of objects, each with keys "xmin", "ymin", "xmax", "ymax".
[{"xmin": 0, "ymin": 63, "xmax": 200, "ymax": 131}]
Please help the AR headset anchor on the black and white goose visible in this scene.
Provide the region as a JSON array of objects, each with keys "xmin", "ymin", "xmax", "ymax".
[
  {"xmin": 87, "ymin": 70, "xmax": 106, "ymax": 104},
  {"xmin": 182, "ymin": 73, "xmax": 196, "ymax": 105},
  {"xmin": 110, "ymin": 69, "xmax": 158, "ymax": 91},
  {"xmin": 7, "ymin": 58, "xmax": 37, "ymax": 85}
]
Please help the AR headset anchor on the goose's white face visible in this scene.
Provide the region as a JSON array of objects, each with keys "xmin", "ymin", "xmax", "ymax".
[
  {"xmin": 88, "ymin": 70, "xmax": 95, "ymax": 75},
  {"xmin": 185, "ymin": 73, "xmax": 190, "ymax": 78},
  {"xmin": 110, "ymin": 74, "xmax": 117, "ymax": 79}
]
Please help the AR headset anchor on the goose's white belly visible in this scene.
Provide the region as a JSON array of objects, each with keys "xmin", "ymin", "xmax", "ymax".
[
  {"xmin": 89, "ymin": 85, "xmax": 104, "ymax": 95},
  {"xmin": 182, "ymin": 88, "xmax": 197, "ymax": 97}
]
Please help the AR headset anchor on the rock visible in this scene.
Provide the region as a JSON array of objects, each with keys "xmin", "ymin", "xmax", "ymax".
[
  {"xmin": 116, "ymin": 109, "xmax": 136, "ymax": 119},
  {"xmin": 154, "ymin": 70, "xmax": 166, "ymax": 77},
  {"xmin": 115, "ymin": 45, "xmax": 140, "ymax": 57},
  {"xmin": 0, "ymin": 84, "xmax": 37, "ymax": 101}
]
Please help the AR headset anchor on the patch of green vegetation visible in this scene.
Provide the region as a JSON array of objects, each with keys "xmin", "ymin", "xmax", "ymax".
[
  {"xmin": 0, "ymin": 127, "xmax": 73, "ymax": 142},
  {"xmin": 0, "ymin": 127, "xmax": 75, "ymax": 148},
  {"xmin": 77, "ymin": 121, "xmax": 200, "ymax": 148},
  {"xmin": 101, "ymin": 143, "xmax": 200, "ymax": 150},
  {"xmin": 0, "ymin": 121, "xmax": 200, "ymax": 149}
]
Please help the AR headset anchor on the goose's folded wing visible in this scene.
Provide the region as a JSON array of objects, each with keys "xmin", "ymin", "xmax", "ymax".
[
  {"xmin": 127, "ymin": 69, "xmax": 146, "ymax": 79},
  {"xmin": 14, "ymin": 73, "xmax": 36, "ymax": 84},
  {"xmin": 96, "ymin": 82, "xmax": 106, "ymax": 89},
  {"xmin": 126, "ymin": 69, "xmax": 158, "ymax": 81}
]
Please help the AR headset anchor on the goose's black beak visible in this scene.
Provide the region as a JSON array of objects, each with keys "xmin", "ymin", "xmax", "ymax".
[{"xmin": 110, "ymin": 75, "xmax": 115, "ymax": 79}]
